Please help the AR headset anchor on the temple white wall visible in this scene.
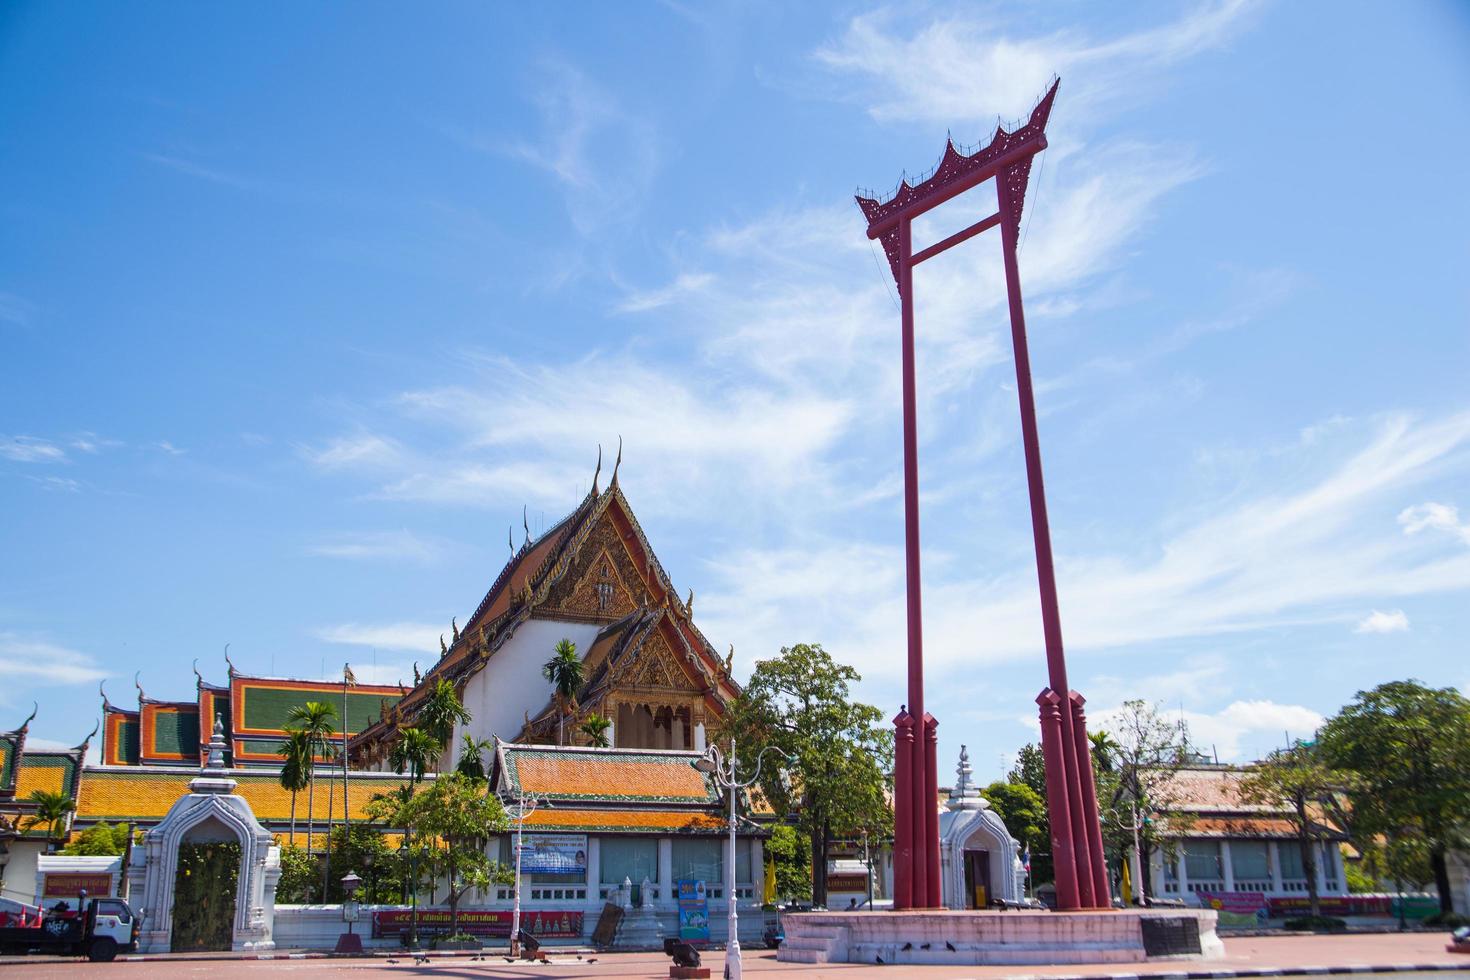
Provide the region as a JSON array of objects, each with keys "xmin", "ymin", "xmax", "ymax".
[
  {"xmin": 0, "ymin": 841, "xmax": 43, "ymax": 906},
  {"xmin": 449, "ymin": 619, "xmax": 604, "ymax": 767}
]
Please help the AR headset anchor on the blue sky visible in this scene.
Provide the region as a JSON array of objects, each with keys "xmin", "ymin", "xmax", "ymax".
[{"xmin": 3, "ymin": 1, "xmax": 1468, "ymax": 779}]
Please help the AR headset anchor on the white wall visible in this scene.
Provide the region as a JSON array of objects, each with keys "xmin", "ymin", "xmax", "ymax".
[
  {"xmin": 273, "ymin": 905, "xmax": 404, "ymax": 950},
  {"xmin": 453, "ymin": 619, "xmax": 604, "ymax": 765},
  {"xmin": 0, "ymin": 842, "xmax": 43, "ymax": 906}
]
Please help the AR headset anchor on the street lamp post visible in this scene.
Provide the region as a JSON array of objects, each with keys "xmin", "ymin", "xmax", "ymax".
[
  {"xmin": 499, "ymin": 790, "xmax": 548, "ymax": 958},
  {"xmin": 693, "ymin": 739, "xmax": 792, "ymax": 980},
  {"xmin": 398, "ymin": 834, "xmax": 419, "ymax": 951}
]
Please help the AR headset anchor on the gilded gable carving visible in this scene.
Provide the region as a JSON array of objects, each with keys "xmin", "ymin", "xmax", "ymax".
[
  {"xmin": 543, "ymin": 516, "xmax": 648, "ymax": 621},
  {"xmin": 630, "ymin": 630, "xmax": 688, "ymax": 690}
]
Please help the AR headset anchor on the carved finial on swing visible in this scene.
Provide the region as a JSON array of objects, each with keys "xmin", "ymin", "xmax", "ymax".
[
  {"xmin": 134, "ymin": 671, "xmax": 145, "ymax": 700},
  {"xmin": 224, "ymin": 643, "xmax": 236, "ymax": 676}
]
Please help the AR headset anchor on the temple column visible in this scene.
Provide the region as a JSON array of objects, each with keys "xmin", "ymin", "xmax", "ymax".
[
  {"xmin": 1268, "ymin": 840, "xmax": 1283, "ymax": 894},
  {"xmin": 587, "ymin": 837, "xmax": 601, "ymax": 903},
  {"xmin": 657, "ymin": 838, "xmax": 674, "ymax": 905},
  {"xmin": 1221, "ymin": 840, "xmax": 1235, "ymax": 892}
]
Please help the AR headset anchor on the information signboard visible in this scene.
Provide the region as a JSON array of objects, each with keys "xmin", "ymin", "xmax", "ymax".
[
  {"xmin": 371, "ymin": 909, "xmax": 582, "ymax": 939},
  {"xmin": 676, "ymin": 880, "xmax": 710, "ymax": 941},
  {"xmin": 520, "ymin": 834, "xmax": 588, "ymax": 875}
]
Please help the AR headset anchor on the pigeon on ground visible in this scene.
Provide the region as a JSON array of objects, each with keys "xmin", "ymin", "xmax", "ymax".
[
  {"xmin": 920, "ymin": 943, "xmax": 931, "ymax": 950},
  {"xmin": 875, "ymin": 954, "xmax": 885, "ymax": 964},
  {"xmin": 576, "ymin": 954, "xmax": 583, "ymax": 960},
  {"xmin": 503, "ymin": 956, "xmax": 516, "ymax": 963},
  {"xmin": 386, "ymin": 958, "xmax": 399, "ymax": 965},
  {"xmin": 945, "ymin": 941, "xmax": 956, "ymax": 952},
  {"xmin": 901, "ymin": 942, "xmax": 912, "ymax": 951},
  {"xmin": 587, "ymin": 958, "xmax": 597, "ymax": 963}
]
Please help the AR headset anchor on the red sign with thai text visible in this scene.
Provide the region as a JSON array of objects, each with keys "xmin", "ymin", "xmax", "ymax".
[
  {"xmin": 42, "ymin": 874, "xmax": 113, "ymax": 898},
  {"xmin": 371, "ymin": 909, "xmax": 582, "ymax": 938}
]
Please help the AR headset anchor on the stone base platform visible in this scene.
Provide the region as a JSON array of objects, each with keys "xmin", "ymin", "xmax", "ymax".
[{"xmin": 778, "ymin": 908, "xmax": 1224, "ymax": 965}]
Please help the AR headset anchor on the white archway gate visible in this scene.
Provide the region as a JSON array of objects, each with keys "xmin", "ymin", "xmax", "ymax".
[{"xmin": 127, "ymin": 719, "xmax": 280, "ymax": 952}]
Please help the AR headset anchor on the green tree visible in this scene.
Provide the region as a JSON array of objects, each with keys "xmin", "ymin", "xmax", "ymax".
[
  {"xmin": 1092, "ymin": 699, "xmax": 1197, "ymax": 897},
  {"xmin": 1236, "ymin": 743, "xmax": 1356, "ymax": 918},
  {"xmin": 277, "ymin": 731, "xmax": 312, "ymax": 847},
  {"xmin": 420, "ymin": 679, "xmax": 471, "ymax": 771},
  {"xmin": 765, "ymin": 823, "xmax": 811, "ymax": 902},
  {"xmin": 579, "ymin": 713, "xmax": 611, "ymax": 748},
  {"xmin": 981, "ymin": 781, "xmax": 1048, "ymax": 878},
  {"xmin": 60, "ymin": 821, "xmax": 129, "ymax": 856},
  {"xmin": 1318, "ymin": 679, "xmax": 1470, "ymax": 913},
  {"xmin": 1006, "ymin": 743, "xmax": 1053, "ymax": 884},
  {"xmin": 456, "ymin": 734, "xmax": 494, "ymax": 780},
  {"xmin": 274, "ymin": 844, "xmax": 318, "ymax": 904},
  {"xmin": 715, "ymin": 643, "xmax": 892, "ymax": 908},
  {"xmin": 542, "ymin": 638, "xmax": 584, "ymax": 746},
  {"xmin": 374, "ymin": 772, "xmax": 511, "ymax": 935},
  {"xmin": 21, "ymin": 790, "xmax": 75, "ymax": 851},
  {"xmin": 319, "ymin": 824, "xmax": 404, "ymax": 903},
  {"xmin": 389, "ymin": 728, "xmax": 440, "ymax": 784},
  {"xmin": 286, "ymin": 700, "xmax": 340, "ymax": 868}
]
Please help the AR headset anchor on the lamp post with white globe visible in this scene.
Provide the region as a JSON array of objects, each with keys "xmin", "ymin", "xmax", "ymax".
[{"xmin": 693, "ymin": 739, "xmax": 792, "ymax": 980}]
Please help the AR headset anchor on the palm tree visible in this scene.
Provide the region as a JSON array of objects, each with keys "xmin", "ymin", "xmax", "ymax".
[
  {"xmin": 22, "ymin": 790, "xmax": 75, "ymax": 852},
  {"xmin": 419, "ymin": 678, "xmax": 471, "ymax": 771},
  {"xmin": 390, "ymin": 727, "xmax": 439, "ymax": 784},
  {"xmin": 277, "ymin": 731, "xmax": 312, "ymax": 846},
  {"xmin": 542, "ymin": 638, "xmax": 584, "ymax": 746},
  {"xmin": 286, "ymin": 700, "xmax": 340, "ymax": 860},
  {"xmin": 456, "ymin": 734, "xmax": 494, "ymax": 779},
  {"xmin": 579, "ymin": 713, "xmax": 612, "ymax": 748}
]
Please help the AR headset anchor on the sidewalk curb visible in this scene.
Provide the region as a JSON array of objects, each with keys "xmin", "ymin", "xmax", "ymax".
[{"xmin": 1006, "ymin": 967, "xmax": 1469, "ymax": 980}]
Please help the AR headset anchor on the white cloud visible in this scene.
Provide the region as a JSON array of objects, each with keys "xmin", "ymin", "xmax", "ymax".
[
  {"xmin": 701, "ymin": 412, "xmax": 1470, "ymax": 683},
  {"xmin": 1184, "ymin": 700, "xmax": 1324, "ymax": 762},
  {"xmin": 306, "ymin": 530, "xmax": 445, "ymax": 564},
  {"xmin": 315, "ymin": 622, "xmax": 444, "ymax": 654},
  {"xmin": 0, "ymin": 291, "xmax": 37, "ymax": 328},
  {"xmin": 1399, "ymin": 501, "xmax": 1470, "ymax": 545},
  {"xmin": 0, "ymin": 633, "xmax": 108, "ymax": 689},
  {"xmin": 453, "ymin": 60, "xmax": 659, "ymax": 237},
  {"xmin": 1355, "ymin": 609, "xmax": 1409, "ymax": 634},
  {"xmin": 1, "ymin": 435, "xmax": 66, "ymax": 463},
  {"xmin": 300, "ymin": 434, "xmax": 403, "ymax": 470},
  {"xmin": 27, "ymin": 475, "xmax": 81, "ymax": 493},
  {"xmin": 154, "ymin": 440, "xmax": 187, "ymax": 456},
  {"xmin": 814, "ymin": 0, "xmax": 1261, "ymax": 125}
]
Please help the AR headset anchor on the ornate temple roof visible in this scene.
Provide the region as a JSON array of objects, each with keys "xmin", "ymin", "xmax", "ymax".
[{"xmin": 353, "ymin": 473, "xmax": 739, "ymax": 754}]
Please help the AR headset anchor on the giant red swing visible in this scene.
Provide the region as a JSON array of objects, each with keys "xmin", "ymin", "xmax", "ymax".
[{"xmin": 857, "ymin": 78, "xmax": 1112, "ymax": 912}]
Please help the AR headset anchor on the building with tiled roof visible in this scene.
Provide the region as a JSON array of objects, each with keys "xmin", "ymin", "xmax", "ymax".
[
  {"xmin": 102, "ymin": 661, "xmax": 406, "ymax": 769},
  {"xmin": 351, "ymin": 465, "xmax": 742, "ymax": 772},
  {"xmin": 480, "ymin": 742, "xmax": 766, "ymax": 918},
  {"xmin": 1139, "ymin": 764, "xmax": 1350, "ymax": 904}
]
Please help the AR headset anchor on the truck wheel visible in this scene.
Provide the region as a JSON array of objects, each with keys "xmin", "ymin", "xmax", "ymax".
[{"xmin": 88, "ymin": 938, "xmax": 118, "ymax": 962}]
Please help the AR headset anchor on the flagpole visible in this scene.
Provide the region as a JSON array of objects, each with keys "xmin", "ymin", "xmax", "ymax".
[{"xmin": 343, "ymin": 664, "xmax": 352, "ymax": 850}]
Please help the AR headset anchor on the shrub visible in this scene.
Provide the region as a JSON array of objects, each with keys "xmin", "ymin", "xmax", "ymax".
[
  {"xmin": 1283, "ymin": 915, "xmax": 1347, "ymax": 932},
  {"xmin": 1423, "ymin": 911, "xmax": 1470, "ymax": 930}
]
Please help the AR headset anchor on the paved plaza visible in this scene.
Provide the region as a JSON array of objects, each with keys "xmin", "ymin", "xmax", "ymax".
[{"xmin": 3, "ymin": 934, "xmax": 1468, "ymax": 979}]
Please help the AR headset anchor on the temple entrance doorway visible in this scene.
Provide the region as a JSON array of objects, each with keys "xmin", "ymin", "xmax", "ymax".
[
  {"xmin": 964, "ymin": 849, "xmax": 992, "ymax": 909},
  {"xmin": 169, "ymin": 818, "xmax": 240, "ymax": 952}
]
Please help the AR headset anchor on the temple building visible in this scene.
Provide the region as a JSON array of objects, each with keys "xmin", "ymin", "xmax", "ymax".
[
  {"xmin": 2, "ymin": 463, "xmax": 769, "ymax": 946},
  {"xmin": 350, "ymin": 468, "xmax": 741, "ymax": 769},
  {"xmin": 101, "ymin": 664, "xmax": 407, "ymax": 769}
]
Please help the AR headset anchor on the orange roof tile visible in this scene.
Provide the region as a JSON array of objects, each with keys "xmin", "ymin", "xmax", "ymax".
[
  {"xmin": 76, "ymin": 768, "xmax": 414, "ymax": 823},
  {"xmin": 524, "ymin": 807, "xmax": 726, "ymax": 834},
  {"xmin": 513, "ymin": 753, "xmax": 711, "ymax": 802}
]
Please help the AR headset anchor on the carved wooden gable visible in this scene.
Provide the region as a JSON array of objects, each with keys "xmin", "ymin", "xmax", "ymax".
[
  {"xmin": 543, "ymin": 514, "xmax": 646, "ymax": 621},
  {"xmin": 630, "ymin": 629, "xmax": 684, "ymax": 689}
]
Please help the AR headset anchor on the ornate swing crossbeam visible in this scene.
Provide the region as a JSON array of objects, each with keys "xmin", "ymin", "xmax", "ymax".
[{"xmin": 857, "ymin": 78, "xmax": 1111, "ymax": 912}]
